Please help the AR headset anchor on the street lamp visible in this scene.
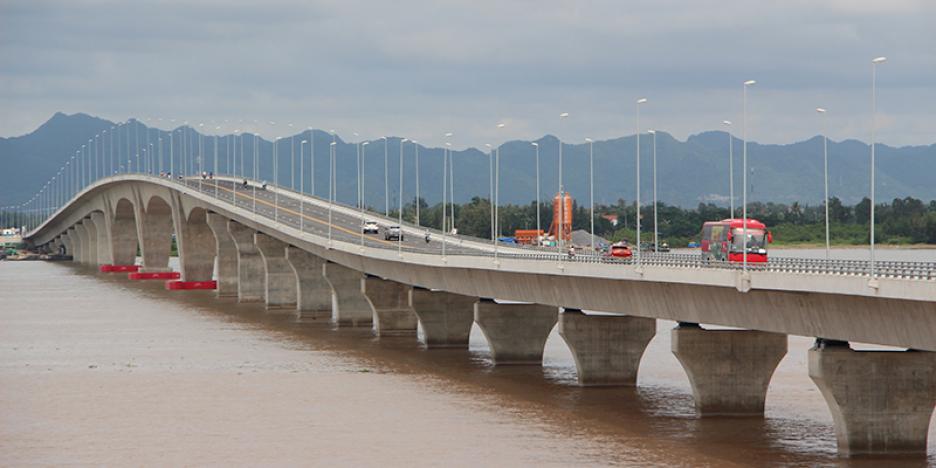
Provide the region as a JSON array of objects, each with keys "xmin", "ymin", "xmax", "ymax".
[
  {"xmin": 398, "ymin": 138, "xmax": 408, "ymax": 257},
  {"xmin": 532, "ymin": 141, "xmax": 540, "ymax": 243},
  {"xmin": 382, "ymin": 136, "xmax": 389, "ymax": 216},
  {"xmin": 485, "ymin": 143, "xmax": 494, "ymax": 241},
  {"xmin": 300, "ymin": 139, "xmax": 309, "ymax": 233},
  {"xmin": 413, "ymin": 140, "xmax": 420, "ymax": 227},
  {"xmin": 742, "ymin": 80, "xmax": 756, "ymax": 272},
  {"xmin": 274, "ymin": 136, "xmax": 280, "ymax": 224},
  {"xmin": 648, "ymin": 129, "xmax": 658, "ymax": 253},
  {"xmin": 360, "ymin": 140, "xmax": 370, "ymax": 249},
  {"xmin": 442, "ymin": 140, "xmax": 452, "ymax": 258},
  {"xmin": 636, "ymin": 98, "xmax": 647, "ymax": 267},
  {"xmin": 723, "ymin": 120, "xmax": 734, "ymax": 218},
  {"xmin": 870, "ymin": 56, "xmax": 887, "ymax": 280},
  {"xmin": 495, "ymin": 123, "xmax": 506, "ymax": 263},
  {"xmin": 328, "ymin": 138, "xmax": 337, "ymax": 246},
  {"xmin": 558, "ymin": 112, "xmax": 569, "ymax": 255},
  {"xmin": 585, "ymin": 137, "xmax": 594, "ymax": 252},
  {"xmin": 816, "ymin": 108, "xmax": 830, "ymax": 261}
]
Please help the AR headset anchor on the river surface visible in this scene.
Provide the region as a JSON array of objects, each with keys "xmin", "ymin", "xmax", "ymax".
[{"xmin": 1, "ymin": 254, "xmax": 933, "ymax": 467}]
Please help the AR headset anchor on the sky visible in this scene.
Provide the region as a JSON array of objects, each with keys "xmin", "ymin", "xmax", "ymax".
[{"xmin": 1, "ymin": 0, "xmax": 934, "ymax": 148}]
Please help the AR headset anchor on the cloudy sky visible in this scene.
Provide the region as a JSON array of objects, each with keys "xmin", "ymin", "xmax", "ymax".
[{"xmin": 1, "ymin": 0, "xmax": 933, "ymax": 147}]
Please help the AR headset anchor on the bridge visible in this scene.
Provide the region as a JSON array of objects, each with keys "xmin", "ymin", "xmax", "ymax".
[{"xmin": 18, "ymin": 173, "xmax": 936, "ymax": 458}]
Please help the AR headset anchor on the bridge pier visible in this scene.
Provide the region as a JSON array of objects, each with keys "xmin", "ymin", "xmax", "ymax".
[
  {"xmin": 254, "ymin": 233, "xmax": 298, "ymax": 311},
  {"xmin": 285, "ymin": 247, "xmax": 332, "ymax": 320},
  {"xmin": 67, "ymin": 227, "xmax": 82, "ymax": 262},
  {"xmin": 410, "ymin": 288, "xmax": 477, "ymax": 348},
  {"xmin": 227, "ymin": 221, "xmax": 264, "ymax": 303},
  {"xmin": 173, "ymin": 207, "xmax": 216, "ymax": 282},
  {"xmin": 79, "ymin": 218, "xmax": 98, "ymax": 266},
  {"xmin": 809, "ymin": 341, "xmax": 936, "ymax": 457},
  {"xmin": 206, "ymin": 213, "xmax": 238, "ymax": 297},
  {"xmin": 671, "ymin": 324, "xmax": 787, "ymax": 416},
  {"xmin": 361, "ymin": 277, "xmax": 418, "ymax": 336},
  {"xmin": 558, "ymin": 310, "xmax": 656, "ymax": 386},
  {"xmin": 60, "ymin": 231, "xmax": 74, "ymax": 258},
  {"xmin": 90, "ymin": 212, "xmax": 112, "ymax": 266},
  {"xmin": 473, "ymin": 300, "xmax": 558, "ymax": 365},
  {"xmin": 322, "ymin": 262, "xmax": 372, "ymax": 327},
  {"xmin": 110, "ymin": 199, "xmax": 139, "ymax": 267},
  {"xmin": 133, "ymin": 195, "xmax": 173, "ymax": 272}
]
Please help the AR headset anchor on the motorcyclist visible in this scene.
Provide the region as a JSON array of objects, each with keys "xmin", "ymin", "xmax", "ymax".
[{"xmin": 424, "ymin": 231, "xmax": 431, "ymax": 244}]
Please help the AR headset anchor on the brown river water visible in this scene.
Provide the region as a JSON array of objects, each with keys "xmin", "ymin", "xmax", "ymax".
[{"xmin": 1, "ymin": 258, "xmax": 933, "ymax": 467}]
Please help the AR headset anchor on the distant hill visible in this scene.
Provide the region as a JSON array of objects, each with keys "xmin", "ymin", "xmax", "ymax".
[{"xmin": 1, "ymin": 112, "xmax": 934, "ymax": 208}]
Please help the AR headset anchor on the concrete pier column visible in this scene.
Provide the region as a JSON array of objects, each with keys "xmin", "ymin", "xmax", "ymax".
[
  {"xmin": 110, "ymin": 198, "xmax": 139, "ymax": 266},
  {"xmin": 90, "ymin": 212, "xmax": 113, "ymax": 266},
  {"xmin": 322, "ymin": 262, "xmax": 372, "ymax": 327},
  {"xmin": 558, "ymin": 310, "xmax": 656, "ymax": 386},
  {"xmin": 808, "ymin": 342, "xmax": 936, "ymax": 457},
  {"xmin": 473, "ymin": 301, "xmax": 558, "ymax": 365},
  {"xmin": 133, "ymin": 195, "xmax": 173, "ymax": 272},
  {"xmin": 205, "ymin": 213, "xmax": 238, "ymax": 297},
  {"xmin": 67, "ymin": 227, "xmax": 82, "ymax": 262},
  {"xmin": 410, "ymin": 288, "xmax": 477, "ymax": 348},
  {"xmin": 79, "ymin": 218, "xmax": 98, "ymax": 266},
  {"xmin": 254, "ymin": 233, "xmax": 297, "ymax": 311},
  {"xmin": 361, "ymin": 277, "xmax": 418, "ymax": 336},
  {"xmin": 61, "ymin": 232, "xmax": 74, "ymax": 258},
  {"xmin": 227, "ymin": 221, "xmax": 264, "ymax": 303},
  {"xmin": 671, "ymin": 324, "xmax": 787, "ymax": 416},
  {"xmin": 173, "ymin": 207, "xmax": 216, "ymax": 282},
  {"xmin": 285, "ymin": 247, "xmax": 331, "ymax": 320}
]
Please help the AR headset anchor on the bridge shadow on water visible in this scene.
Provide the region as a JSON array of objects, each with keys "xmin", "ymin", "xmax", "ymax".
[{"xmin": 72, "ymin": 262, "xmax": 931, "ymax": 467}]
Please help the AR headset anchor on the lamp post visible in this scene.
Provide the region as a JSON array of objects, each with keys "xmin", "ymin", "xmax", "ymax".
[
  {"xmin": 301, "ymin": 139, "xmax": 308, "ymax": 233},
  {"xmin": 558, "ymin": 112, "xmax": 569, "ymax": 254},
  {"xmin": 723, "ymin": 120, "xmax": 734, "ymax": 218},
  {"xmin": 495, "ymin": 124, "xmax": 506, "ymax": 262},
  {"xmin": 870, "ymin": 56, "xmax": 887, "ymax": 280},
  {"xmin": 817, "ymin": 108, "xmax": 830, "ymax": 261},
  {"xmin": 413, "ymin": 141, "xmax": 420, "ymax": 227},
  {"xmin": 485, "ymin": 143, "xmax": 493, "ymax": 242},
  {"xmin": 742, "ymin": 80, "xmax": 756, "ymax": 272},
  {"xmin": 288, "ymin": 123, "xmax": 295, "ymax": 190},
  {"xmin": 360, "ymin": 139, "xmax": 371, "ymax": 249},
  {"xmin": 383, "ymin": 136, "xmax": 389, "ymax": 216},
  {"xmin": 274, "ymin": 136, "xmax": 280, "ymax": 224},
  {"xmin": 398, "ymin": 138, "xmax": 408, "ymax": 257},
  {"xmin": 585, "ymin": 137, "xmax": 594, "ymax": 252},
  {"xmin": 532, "ymin": 141, "xmax": 540, "ymax": 244},
  {"xmin": 636, "ymin": 98, "xmax": 647, "ymax": 266},
  {"xmin": 648, "ymin": 129, "xmax": 658, "ymax": 253},
  {"xmin": 308, "ymin": 127, "xmax": 315, "ymax": 197},
  {"xmin": 442, "ymin": 141, "xmax": 451, "ymax": 258},
  {"xmin": 328, "ymin": 133, "xmax": 336, "ymax": 247}
]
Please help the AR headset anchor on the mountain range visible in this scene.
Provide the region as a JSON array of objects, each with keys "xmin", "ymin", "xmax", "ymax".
[{"xmin": 2, "ymin": 112, "xmax": 934, "ymax": 209}]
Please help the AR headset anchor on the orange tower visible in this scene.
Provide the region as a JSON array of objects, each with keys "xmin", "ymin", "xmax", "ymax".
[{"xmin": 548, "ymin": 191, "xmax": 572, "ymax": 242}]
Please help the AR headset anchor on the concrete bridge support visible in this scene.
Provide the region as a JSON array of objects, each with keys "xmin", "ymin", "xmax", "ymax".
[
  {"xmin": 90, "ymin": 212, "xmax": 113, "ymax": 266},
  {"xmin": 67, "ymin": 227, "xmax": 81, "ymax": 262},
  {"xmin": 285, "ymin": 247, "xmax": 331, "ymax": 320},
  {"xmin": 228, "ymin": 221, "xmax": 264, "ymax": 303},
  {"xmin": 558, "ymin": 310, "xmax": 656, "ymax": 386},
  {"xmin": 361, "ymin": 277, "xmax": 418, "ymax": 336},
  {"xmin": 173, "ymin": 207, "xmax": 216, "ymax": 282},
  {"xmin": 322, "ymin": 262, "xmax": 372, "ymax": 327},
  {"xmin": 671, "ymin": 324, "xmax": 787, "ymax": 416},
  {"xmin": 410, "ymin": 288, "xmax": 477, "ymax": 348},
  {"xmin": 474, "ymin": 301, "xmax": 558, "ymax": 365},
  {"xmin": 79, "ymin": 218, "xmax": 98, "ymax": 266},
  {"xmin": 808, "ymin": 342, "xmax": 936, "ymax": 457},
  {"xmin": 206, "ymin": 213, "xmax": 238, "ymax": 297},
  {"xmin": 254, "ymin": 233, "xmax": 298, "ymax": 311},
  {"xmin": 60, "ymin": 232, "xmax": 73, "ymax": 258},
  {"xmin": 110, "ymin": 199, "xmax": 139, "ymax": 266},
  {"xmin": 134, "ymin": 195, "xmax": 173, "ymax": 272}
]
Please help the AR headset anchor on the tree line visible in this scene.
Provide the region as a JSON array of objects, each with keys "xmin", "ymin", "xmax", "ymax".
[{"xmin": 394, "ymin": 196, "xmax": 936, "ymax": 247}]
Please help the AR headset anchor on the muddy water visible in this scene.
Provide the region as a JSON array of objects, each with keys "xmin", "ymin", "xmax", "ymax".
[{"xmin": 0, "ymin": 260, "xmax": 933, "ymax": 467}]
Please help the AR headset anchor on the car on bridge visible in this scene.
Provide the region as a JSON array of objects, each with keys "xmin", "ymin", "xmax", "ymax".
[
  {"xmin": 700, "ymin": 218, "xmax": 772, "ymax": 263},
  {"xmin": 607, "ymin": 241, "xmax": 633, "ymax": 258},
  {"xmin": 384, "ymin": 225, "xmax": 404, "ymax": 241},
  {"xmin": 362, "ymin": 220, "xmax": 380, "ymax": 235}
]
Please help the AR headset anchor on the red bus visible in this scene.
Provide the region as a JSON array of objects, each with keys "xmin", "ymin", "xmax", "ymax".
[{"xmin": 700, "ymin": 218, "xmax": 772, "ymax": 263}]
